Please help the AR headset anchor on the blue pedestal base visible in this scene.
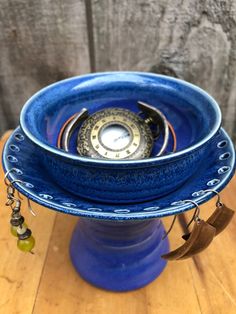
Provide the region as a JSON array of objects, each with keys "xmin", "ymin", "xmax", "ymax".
[{"xmin": 70, "ymin": 219, "xmax": 169, "ymax": 291}]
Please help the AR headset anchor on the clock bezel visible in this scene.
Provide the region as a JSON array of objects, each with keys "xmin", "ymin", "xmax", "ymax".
[{"xmin": 77, "ymin": 108, "xmax": 153, "ymax": 160}]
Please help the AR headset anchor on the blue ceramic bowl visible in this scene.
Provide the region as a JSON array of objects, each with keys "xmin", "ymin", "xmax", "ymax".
[{"xmin": 20, "ymin": 72, "xmax": 222, "ymax": 204}]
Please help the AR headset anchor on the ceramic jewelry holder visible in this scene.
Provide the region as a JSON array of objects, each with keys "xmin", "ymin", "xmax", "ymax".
[
  {"xmin": 2, "ymin": 73, "xmax": 236, "ymax": 291},
  {"xmin": 3, "ymin": 126, "xmax": 235, "ymax": 291}
]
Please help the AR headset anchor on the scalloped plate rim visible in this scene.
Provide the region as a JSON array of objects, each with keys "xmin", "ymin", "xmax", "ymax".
[{"xmin": 2, "ymin": 127, "xmax": 235, "ymax": 221}]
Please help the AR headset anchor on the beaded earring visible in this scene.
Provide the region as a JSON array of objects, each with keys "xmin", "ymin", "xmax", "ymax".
[{"xmin": 5, "ymin": 170, "xmax": 35, "ymax": 253}]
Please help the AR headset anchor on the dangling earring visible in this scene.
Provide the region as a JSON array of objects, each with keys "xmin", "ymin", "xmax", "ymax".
[
  {"xmin": 204, "ymin": 189, "xmax": 235, "ymax": 235},
  {"xmin": 183, "ymin": 190, "xmax": 234, "ymax": 240},
  {"xmin": 162, "ymin": 200, "xmax": 216, "ymax": 260},
  {"xmin": 4, "ymin": 169, "xmax": 36, "ymax": 253}
]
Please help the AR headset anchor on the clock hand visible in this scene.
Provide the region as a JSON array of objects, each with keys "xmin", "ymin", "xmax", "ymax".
[{"xmin": 114, "ymin": 131, "xmax": 130, "ymax": 142}]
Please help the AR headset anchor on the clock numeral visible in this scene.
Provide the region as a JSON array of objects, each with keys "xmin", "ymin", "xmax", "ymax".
[
  {"xmin": 94, "ymin": 125, "xmax": 99, "ymax": 130},
  {"xmin": 126, "ymin": 150, "xmax": 131, "ymax": 154},
  {"xmin": 95, "ymin": 145, "xmax": 100, "ymax": 149},
  {"xmin": 104, "ymin": 152, "xmax": 108, "ymax": 156},
  {"xmin": 133, "ymin": 142, "xmax": 138, "ymax": 146},
  {"xmin": 134, "ymin": 133, "xmax": 139, "ymax": 137},
  {"xmin": 102, "ymin": 119, "xmax": 106, "ymax": 123},
  {"xmin": 115, "ymin": 153, "xmax": 120, "ymax": 158},
  {"xmin": 92, "ymin": 135, "xmax": 96, "ymax": 139}
]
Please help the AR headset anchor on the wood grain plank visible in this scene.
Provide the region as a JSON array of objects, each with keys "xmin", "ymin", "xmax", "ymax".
[
  {"xmin": 91, "ymin": 0, "xmax": 236, "ymax": 143},
  {"xmin": 0, "ymin": 134, "xmax": 56, "ymax": 314},
  {"xmin": 188, "ymin": 179, "xmax": 236, "ymax": 314},
  {"xmin": 0, "ymin": 0, "xmax": 90, "ymax": 134}
]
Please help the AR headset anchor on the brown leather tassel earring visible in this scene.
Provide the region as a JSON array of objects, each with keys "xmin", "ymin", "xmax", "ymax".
[
  {"xmin": 182, "ymin": 189, "xmax": 235, "ymax": 241},
  {"xmin": 204, "ymin": 189, "xmax": 234, "ymax": 235},
  {"xmin": 162, "ymin": 200, "xmax": 216, "ymax": 261}
]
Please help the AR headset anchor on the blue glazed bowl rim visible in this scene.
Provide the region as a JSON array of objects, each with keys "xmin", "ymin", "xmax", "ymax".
[{"xmin": 20, "ymin": 71, "xmax": 222, "ymax": 165}]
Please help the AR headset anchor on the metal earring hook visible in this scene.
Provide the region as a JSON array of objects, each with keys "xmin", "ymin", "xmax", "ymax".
[
  {"xmin": 10, "ymin": 179, "xmax": 26, "ymax": 186},
  {"xmin": 27, "ymin": 198, "xmax": 36, "ymax": 217},
  {"xmin": 5, "ymin": 174, "xmax": 36, "ymax": 217},
  {"xmin": 202, "ymin": 189, "xmax": 222, "ymax": 207},
  {"xmin": 162, "ymin": 215, "xmax": 177, "ymax": 240},
  {"xmin": 4, "ymin": 168, "xmax": 19, "ymax": 186},
  {"xmin": 182, "ymin": 200, "xmax": 201, "ymax": 227},
  {"xmin": 17, "ymin": 191, "xmax": 23, "ymax": 200},
  {"xmin": 5, "ymin": 172, "xmax": 27, "ymax": 189},
  {"xmin": 162, "ymin": 199, "xmax": 200, "ymax": 240}
]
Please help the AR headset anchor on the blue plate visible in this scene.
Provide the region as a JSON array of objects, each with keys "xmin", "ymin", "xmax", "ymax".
[{"xmin": 2, "ymin": 127, "xmax": 235, "ymax": 220}]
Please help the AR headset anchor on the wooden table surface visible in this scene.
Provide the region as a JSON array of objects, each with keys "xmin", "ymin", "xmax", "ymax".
[{"xmin": 0, "ymin": 131, "xmax": 236, "ymax": 314}]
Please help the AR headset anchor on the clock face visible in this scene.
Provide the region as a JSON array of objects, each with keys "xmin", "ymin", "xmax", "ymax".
[
  {"xmin": 77, "ymin": 108, "xmax": 153, "ymax": 160},
  {"xmin": 99, "ymin": 124, "xmax": 131, "ymax": 151}
]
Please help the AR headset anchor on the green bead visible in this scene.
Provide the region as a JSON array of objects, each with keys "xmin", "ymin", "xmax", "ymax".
[
  {"xmin": 17, "ymin": 235, "xmax": 35, "ymax": 252},
  {"xmin": 10, "ymin": 223, "xmax": 27, "ymax": 237}
]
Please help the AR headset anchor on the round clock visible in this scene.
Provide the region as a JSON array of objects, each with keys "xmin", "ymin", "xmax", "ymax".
[
  {"xmin": 77, "ymin": 108, "xmax": 153, "ymax": 159},
  {"xmin": 57, "ymin": 101, "xmax": 175, "ymax": 160}
]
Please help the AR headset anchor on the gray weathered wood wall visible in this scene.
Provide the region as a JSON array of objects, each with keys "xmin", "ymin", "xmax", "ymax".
[{"xmin": 0, "ymin": 0, "xmax": 236, "ymax": 142}]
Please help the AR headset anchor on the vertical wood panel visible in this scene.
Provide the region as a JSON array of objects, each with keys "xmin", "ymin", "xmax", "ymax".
[
  {"xmin": 92, "ymin": 0, "xmax": 236, "ymax": 142},
  {"xmin": 0, "ymin": 0, "xmax": 90, "ymax": 134}
]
